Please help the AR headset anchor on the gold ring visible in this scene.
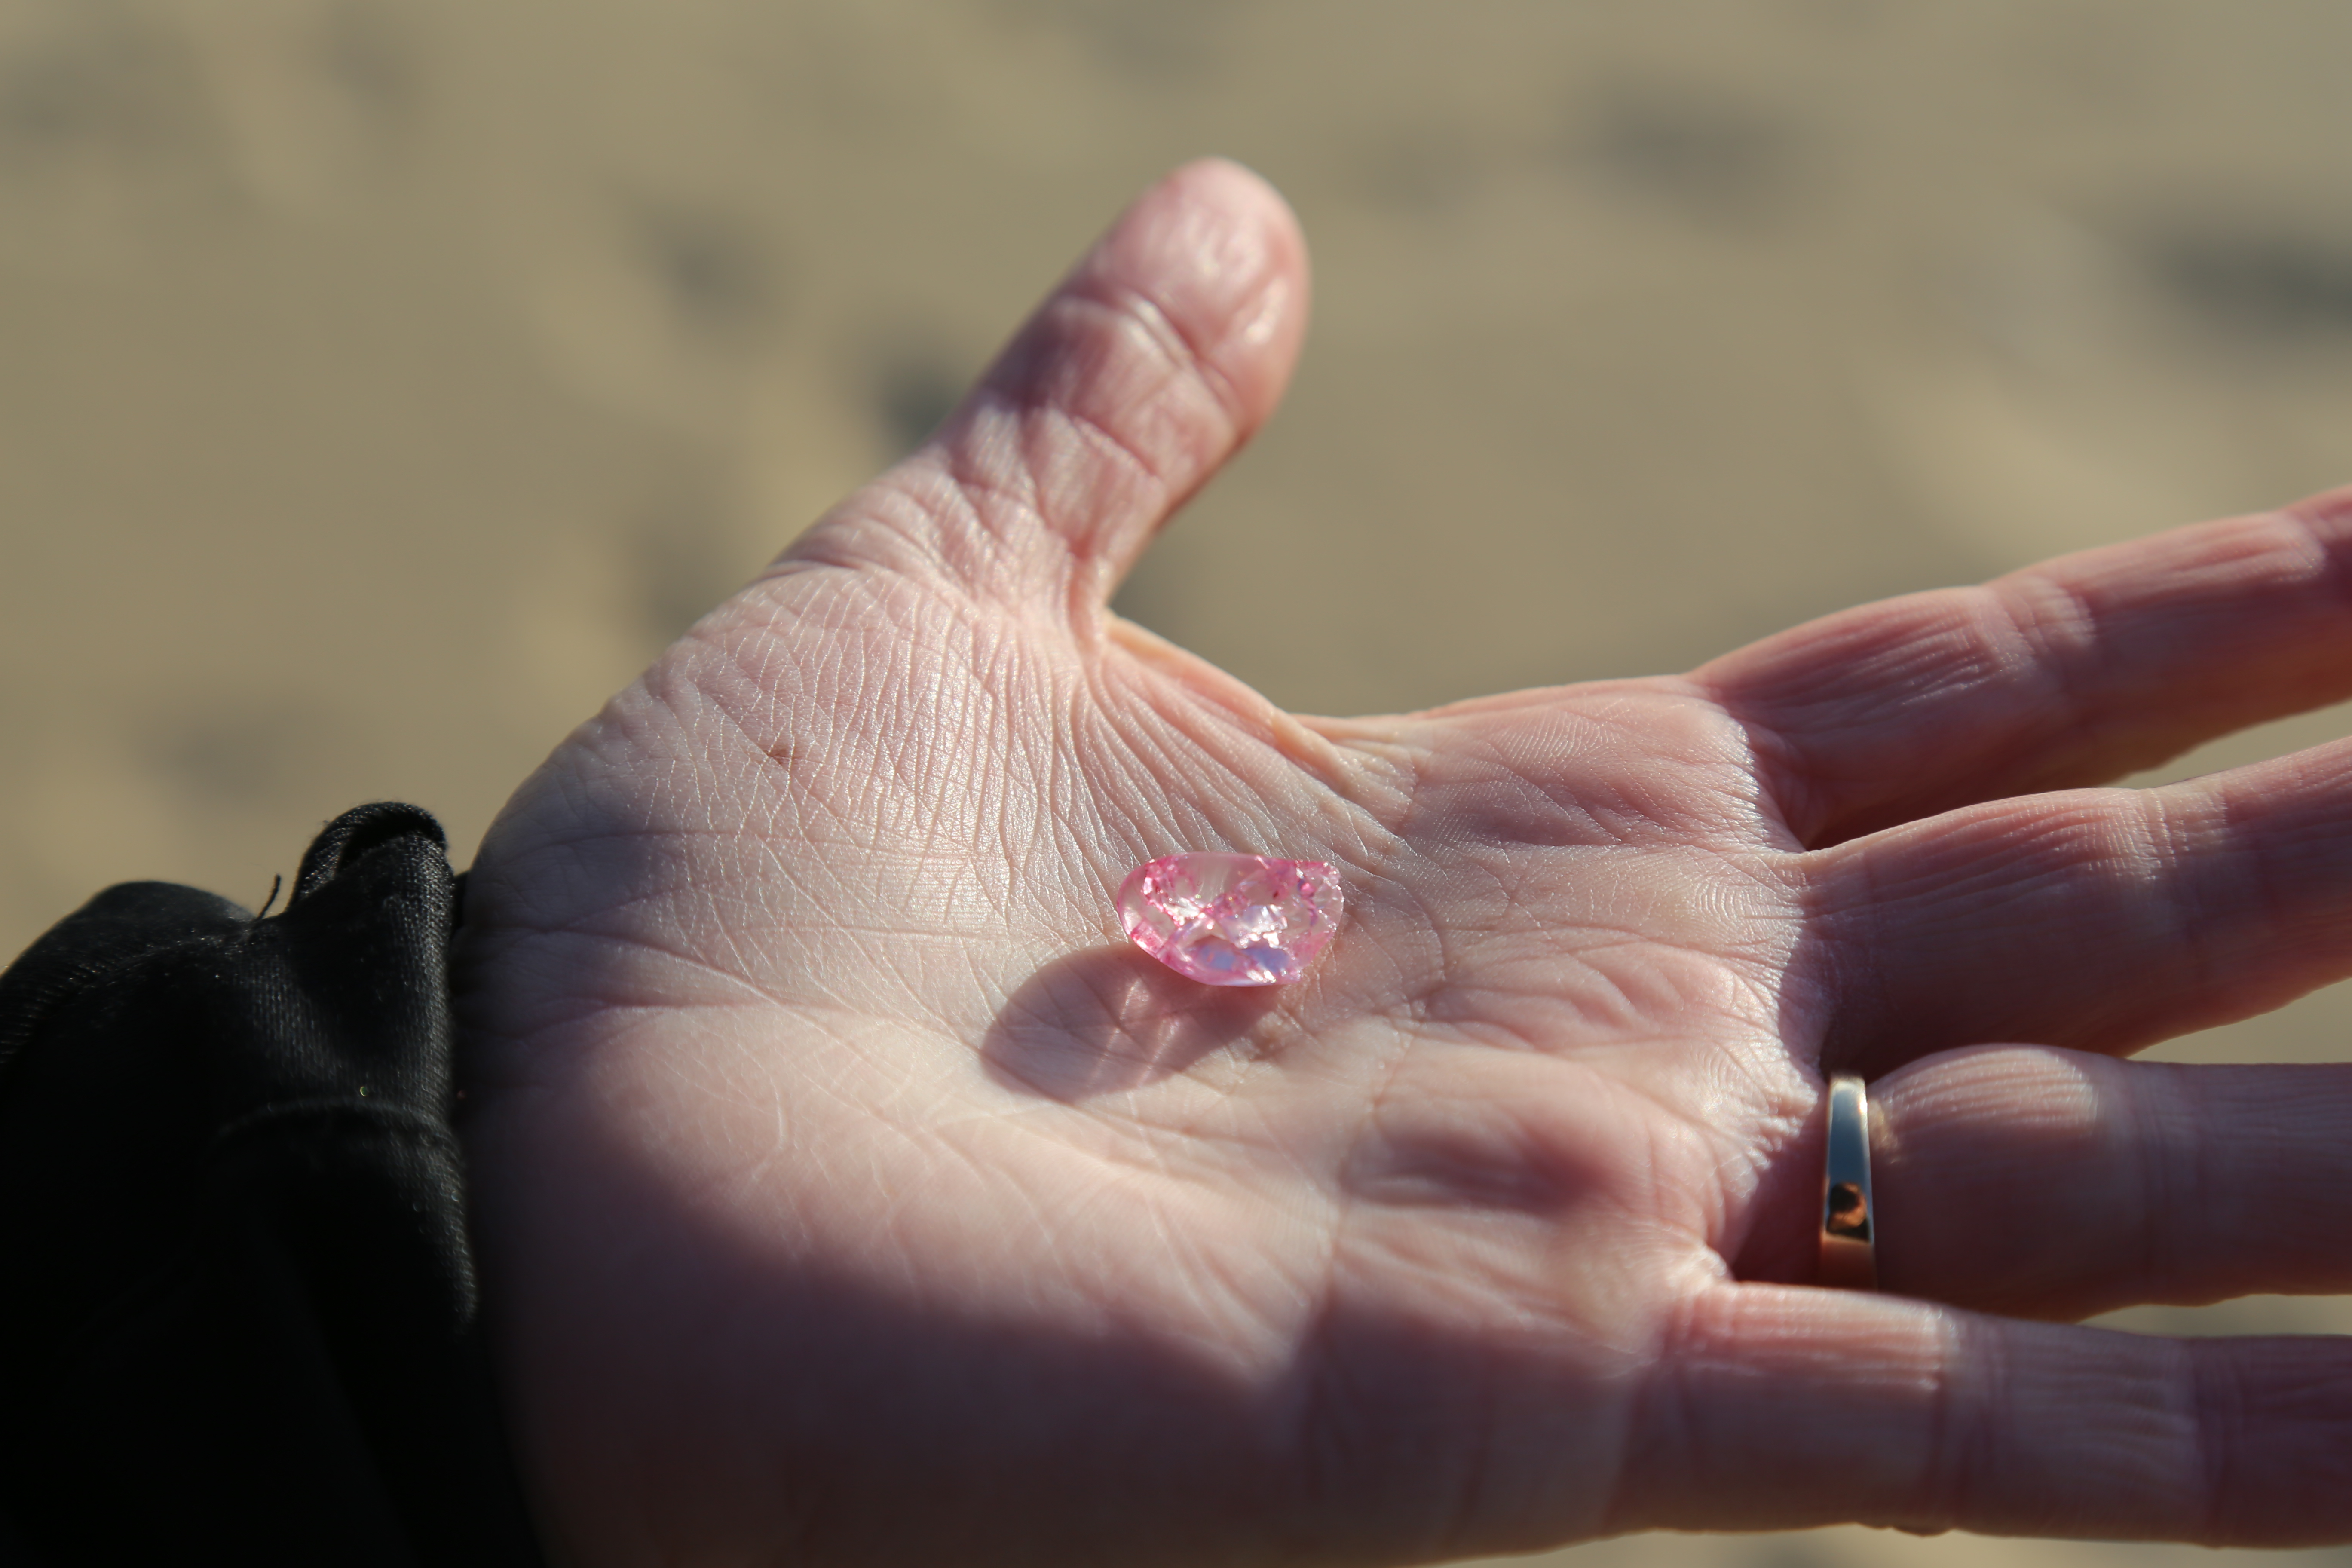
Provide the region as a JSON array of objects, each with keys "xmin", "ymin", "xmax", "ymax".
[{"xmin": 1818, "ymin": 1072, "xmax": 1877, "ymax": 1291}]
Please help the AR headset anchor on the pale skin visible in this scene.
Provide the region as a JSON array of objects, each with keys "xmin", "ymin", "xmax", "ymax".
[{"xmin": 456, "ymin": 161, "xmax": 2352, "ymax": 1566}]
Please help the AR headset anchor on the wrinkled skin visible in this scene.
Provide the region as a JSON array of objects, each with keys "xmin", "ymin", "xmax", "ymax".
[{"xmin": 458, "ymin": 162, "xmax": 2352, "ymax": 1567}]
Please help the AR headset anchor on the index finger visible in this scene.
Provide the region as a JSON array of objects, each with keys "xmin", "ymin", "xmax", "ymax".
[{"xmin": 1700, "ymin": 490, "xmax": 2352, "ymax": 848}]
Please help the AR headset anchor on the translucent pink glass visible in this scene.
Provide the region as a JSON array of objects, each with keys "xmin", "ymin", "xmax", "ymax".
[{"xmin": 1116, "ymin": 853, "xmax": 1343, "ymax": 986}]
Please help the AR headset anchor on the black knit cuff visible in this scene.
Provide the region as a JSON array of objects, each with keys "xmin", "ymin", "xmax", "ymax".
[{"xmin": 0, "ymin": 804, "xmax": 544, "ymax": 1566}]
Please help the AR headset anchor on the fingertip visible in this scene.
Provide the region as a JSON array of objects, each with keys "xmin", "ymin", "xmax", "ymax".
[{"xmin": 1055, "ymin": 155, "xmax": 1311, "ymax": 441}]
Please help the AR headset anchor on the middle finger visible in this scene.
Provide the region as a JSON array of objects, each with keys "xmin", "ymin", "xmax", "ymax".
[{"xmin": 1807, "ymin": 736, "xmax": 2352, "ymax": 1076}]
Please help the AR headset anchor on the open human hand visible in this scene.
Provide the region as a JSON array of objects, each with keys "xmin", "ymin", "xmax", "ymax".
[{"xmin": 456, "ymin": 161, "xmax": 2352, "ymax": 1567}]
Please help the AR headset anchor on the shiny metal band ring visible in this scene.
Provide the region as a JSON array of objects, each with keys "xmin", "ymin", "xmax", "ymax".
[{"xmin": 1818, "ymin": 1072, "xmax": 1877, "ymax": 1291}]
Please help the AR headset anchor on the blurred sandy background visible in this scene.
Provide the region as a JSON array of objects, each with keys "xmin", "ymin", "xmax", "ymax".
[{"xmin": 3, "ymin": 0, "xmax": 2351, "ymax": 1562}]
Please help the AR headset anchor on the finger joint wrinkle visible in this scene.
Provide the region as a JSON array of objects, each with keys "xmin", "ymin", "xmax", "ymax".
[
  {"xmin": 1989, "ymin": 572, "xmax": 2109, "ymax": 756},
  {"xmin": 1071, "ymin": 275, "xmax": 1253, "ymax": 432},
  {"xmin": 2277, "ymin": 498, "xmax": 2352, "ymax": 622}
]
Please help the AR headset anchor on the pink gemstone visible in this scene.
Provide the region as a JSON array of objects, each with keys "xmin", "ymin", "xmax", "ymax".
[{"xmin": 1116, "ymin": 853, "xmax": 1344, "ymax": 986}]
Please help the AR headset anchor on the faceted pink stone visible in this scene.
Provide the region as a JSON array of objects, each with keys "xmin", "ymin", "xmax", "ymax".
[{"xmin": 1116, "ymin": 853, "xmax": 1344, "ymax": 986}]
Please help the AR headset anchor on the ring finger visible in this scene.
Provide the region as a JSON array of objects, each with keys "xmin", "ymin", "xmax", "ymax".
[{"xmin": 1859, "ymin": 1046, "xmax": 2352, "ymax": 1319}]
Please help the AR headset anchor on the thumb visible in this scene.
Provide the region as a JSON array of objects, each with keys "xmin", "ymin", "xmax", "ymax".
[{"xmin": 785, "ymin": 158, "xmax": 1310, "ymax": 624}]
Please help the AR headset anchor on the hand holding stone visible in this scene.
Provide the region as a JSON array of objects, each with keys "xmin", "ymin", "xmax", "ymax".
[{"xmin": 456, "ymin": 162, "xmax": 2352, "ymax": 1567}]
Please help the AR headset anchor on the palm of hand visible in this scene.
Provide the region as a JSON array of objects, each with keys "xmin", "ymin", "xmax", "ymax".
[{"xmin": 458, "ymin": 164, "xmax": 2352, "ymax": 1566}]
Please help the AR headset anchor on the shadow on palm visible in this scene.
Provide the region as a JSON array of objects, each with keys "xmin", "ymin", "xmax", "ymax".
[{"xmin": 981, "ymin": 943, "xmax": 1290, "ymax": 1099}]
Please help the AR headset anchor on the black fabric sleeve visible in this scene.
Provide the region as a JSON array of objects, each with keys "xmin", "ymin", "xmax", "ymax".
[{"xmin": 0, "ymin": 803, "xmax": 546, "ymax": 1566}]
